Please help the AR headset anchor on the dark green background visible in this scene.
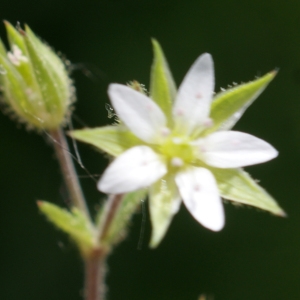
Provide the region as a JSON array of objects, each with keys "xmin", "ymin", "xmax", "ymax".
[{"xmin": 0, "ymin": 1, "xmax": 299, "ymax": 299}]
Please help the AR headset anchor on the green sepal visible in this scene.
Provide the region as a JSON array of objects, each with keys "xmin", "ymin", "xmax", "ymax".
[
  {"xmin": 4, "ymin": 21, "xmax": 26, "ymax": 53},
  {"xmin": 23, "ymin": 25, "xmax": 70, "ymax": 126},
  {"xmin": 4, "ymin": 22, "xmax": 40, "ymax": 89},
  {"xmin": 149, "ymin": 174, "xmax": 180, "ymax": 248},
  {"xmin": 0, "ymin": 40, "xmax": 5, "ymax": 86},
  {"xmin": 70, "ymin": 125, "xmax": 144, "ymax": 157},
  {"xmin": 0, "ymin": 53, "xmax": 37, "ymax": 121},
  {"xmin": 203, "ymin": 71, "xmax": 277, "ymax": 135},
  {"xmin": 0, "ymin": 38, "xmax": 6, "ymax": 56},
  {"xmin": 210, "ymin": 167, "xmax": 286, "ymax": 216},
  {"xmin": 97, "ymin": 190, "xmax": 147, "ymax": 248},
  {"xmin": 150, "ymin": 39, "xmax": 176, "ymax": 125},
  {"xmin": 38, "ymin": 201, "xmax": 95, "ymax": 256}
]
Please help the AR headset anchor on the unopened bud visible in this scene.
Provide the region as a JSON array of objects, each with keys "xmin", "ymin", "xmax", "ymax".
[{"xmin": 0, "ymin": 22, "xmax": 74, "ymax": 130}]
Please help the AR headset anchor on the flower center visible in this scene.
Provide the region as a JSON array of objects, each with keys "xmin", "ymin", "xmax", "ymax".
[{"xmin": 159, "ymin": 135, "xmax": 195, "ymax": 167}]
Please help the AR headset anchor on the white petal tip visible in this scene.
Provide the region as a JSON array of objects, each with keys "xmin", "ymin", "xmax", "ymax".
[
  {"xmin": 276, "ymin": 210, "xmax": 287, "ymax": 217},
  {"xmin": 97, "ymin": 179, "xmax": 110, "ymax": 194},
  {"xmin": 201, "ymin": 53, "xmax": 212, "ymax": 60},
  {"xmin": 176, "ymin": 167, "xmax": 225, "ymax": 233},
  {"xmin": 271, "ymin": 148, "xmax": 279, "ymax": 159},
  {"xmin": 200, "ymin": 131, "xmax": 279, "ymax": 168},
  {"xmin": 204, "ymin": 219, "xmax": 225, "ymax": 232}
]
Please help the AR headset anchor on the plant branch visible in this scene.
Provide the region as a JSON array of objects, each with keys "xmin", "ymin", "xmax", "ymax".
[
  {"xmin": 49, "ymin": 129, "xmax": 126, "ymax": 300},
  {"xmin": 49, "ymin": 127, "xmax": 92, "ymax": 224},
  {"xmin": 97, "ymin": 194, "xmax": 124, "ymax": 242}
]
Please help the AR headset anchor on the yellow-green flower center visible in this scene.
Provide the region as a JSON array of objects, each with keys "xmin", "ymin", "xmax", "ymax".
[{"xmin": 159, "ymin": 135, "xmax": 195, "ymax": 167}]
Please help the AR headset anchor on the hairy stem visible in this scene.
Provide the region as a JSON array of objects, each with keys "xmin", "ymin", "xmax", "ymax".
[
  {"xmin": 49, "ymin": 129, "xmax": 125, "ymax": 300},
  {"xmin": 84, "ymin": 251, "xmax": 106, "ymax": 300},
  {"xmin": 97, "ymin": 194, "xmax": 124, "ymax": 242},
  {"xmin": 49, "ymin": 128, "xmax": 91, "ymax": 223}
]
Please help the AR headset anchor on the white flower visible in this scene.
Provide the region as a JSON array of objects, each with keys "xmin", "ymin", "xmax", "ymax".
[{"xmin": 97, "ymin": 53, "xmax": 278, "ymax": 233}]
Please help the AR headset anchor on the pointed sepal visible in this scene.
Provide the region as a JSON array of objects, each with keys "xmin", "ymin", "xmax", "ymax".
[
  {"xmin": 149, "ymin": 175, "xmax": 181, "ymax": 248},
  {"xmin": 0, "ymin": 38, "xmax": 6, "ymax": 56},
  {"xmin": 203, "ymin": 71, "xmax": 277, "ymax": 135},
  {"xmin": 210, "ymin": 168, "xmax": 286, "ymax": 216},
  {"xmin": 150, "ymin": 39, "xmax": 176, "ymax": 125},
  {"xmin": 23, "ymin": 25, "xmax": 71, "ymax": 125},
  {"xmin": 4, "ymin": 21, "xmax": 42, "ymax": 90},
  {"xmin": 70, "ymin": 125, "xmax": 144, "ymax": 157}
]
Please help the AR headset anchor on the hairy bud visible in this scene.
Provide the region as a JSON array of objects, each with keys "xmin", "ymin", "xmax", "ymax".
[{"xmin": 0, "ymin": 22, "xmax": 74, "ymax": 130}]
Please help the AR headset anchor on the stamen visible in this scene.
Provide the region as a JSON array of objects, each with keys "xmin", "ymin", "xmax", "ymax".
[
  {"xmin": 141, "ymin": 160, "xmax": 148, "ymax": 166},
  {"xmin": 171, "ymin": 157, "xmax": 183, "ymax": 167},
  {"xmin": 175, "ymin": 108, "xmax": 184, "ymax": 116},
  {"xmin": 200, "ymin": 145, "xmax": 207, "ymax": 152},
  {"xmin": 146, "ymin": 104, "xmax": 152, "ymax": 111},
  {"xmin": 203, "ymin": 118, "xmax": 214, "ymax": 128},
  {"xmin": 203, "ymin": 118, "xmax": 213, "ymax": 128},
  {"xmin": 161, "ymin": 127, "xmax": 171, "ymax": 137},
  {"xmin": 194, "ymin": 184, "xmax": 201, "ymax": 192},
  {"xmin": 172, "ymin": 137, "xmax": 182, "ymax": 144},
  {"xmin": 195, "ymin": 92, "xmax": 202, "ymax": 99}
]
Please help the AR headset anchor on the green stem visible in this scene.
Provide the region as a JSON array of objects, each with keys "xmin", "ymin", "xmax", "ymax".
[{"xmin": 49, "ymin": 128, "xmax": 92, "ymax": 223}]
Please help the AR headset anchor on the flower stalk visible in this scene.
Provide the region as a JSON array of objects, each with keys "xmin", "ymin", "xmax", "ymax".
[
  {"xmin": 49, "ymin": 128, "xmax": 91, "ymax": 223},
  {"xmin": 97, "ymin": 194, "xmax": 124, "ymax": 242},
  {"xmin": 49, "ymin": 127, "xmax": 108, "ymax": 300},
  {"xmin": 49, "ymin": 128, "xmax": 106, "ymax": 300}
]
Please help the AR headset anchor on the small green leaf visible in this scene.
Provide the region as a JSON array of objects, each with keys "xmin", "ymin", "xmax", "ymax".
[
  {"xmin": 210, "ymin": 168, "xmax": 285, "ymax": 216},
  {"xmin": 70, "ymin": 125, "xmax": 144, "ymax": 157},
  {"xmin": 204, "ymin": 71, "xmax": 277, "ymax": 135},
  {"xmin": 150, "ymin": 39, "xmax": 176, "ymax": 125},
  {"xmin": 38, "ymin": 201, "xmax": 95, "ymax": 255},
  {"xmin": 98, "ymin": 190, "xmax": 147, "ymax": 247},
  {"xmin": 149, "ymin": 174, "xmax": 180, "ymax": 248}
]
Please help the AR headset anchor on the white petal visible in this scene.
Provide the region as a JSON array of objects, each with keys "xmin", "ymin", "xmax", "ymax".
[
  {"xmin": 196, "ymin": 131, "xmax": 278, "ymax": 168},
  {"xmin": 175, "ymin": 167, "xmax": 224, "ymax": 231},
  {"xmin": 173, "ymin": 53, "xmax": 214, "ymax": 134},
  {"xmin": 108, "ymin": 84, "xmax": 167, "ymax": 144},
  {"xmin": 98, "ymin": 146, "xmax": 167, "ymax": 194}
]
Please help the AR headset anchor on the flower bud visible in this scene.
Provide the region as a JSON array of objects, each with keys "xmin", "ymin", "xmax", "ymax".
[{"xmin": 0, "ymin": 22, "xmax": 73, "ymax": 130}]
